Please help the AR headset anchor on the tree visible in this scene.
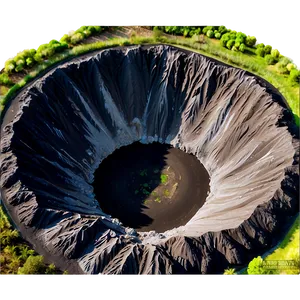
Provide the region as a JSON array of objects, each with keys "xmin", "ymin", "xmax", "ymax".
[
  {"xmin": 4, "ymin": 59, "xmax": 16, "ymax": 73},
  {"xmin": 18, "ymin": 246, "xmax": 35, "ymax": 263},
  {"xmin": 286, "ymin": 63, "xmax": 296, "ymax": 72},
  {"xmin": 226, "ymin": 39, "xmax": 235, "ymax": 50},
  {"xmin": 265, "ymin": 54, "xmax": 277, "ymax": 65},
  {"xmin": 18, "ymin": 255, "xmax": 46, "ymax": 274},
  {"xmin": 239, "ymin": 43, "xmax": 245, "ymax": 53},
  {"xmin": 245, "ymin": 35, "xmax": 256, "ymax": 47},
  {"xmin": 70, "ymin": 33, "xmax": 84, "ymax": 44},
  {"xmin": 256, "ymin": 47, "xmax": 265, "ymax": 57},
  {"xmin": 264, "ymin": 45, "xmax": 272, "ymax": 54},
  {"xmin": 247, "ymin": 256, "xmax": 270, "ymax": 274},
  {"xmin": 206, "ymin": 30, "xmax": 214, "ymax": 38},
  {"xmin": 271, "ymin": 48, "xmax": 280, "ymax": 59},
  {"xmin": 215, "ymin": 32, "xmax": 221, "ymax": 39},
  {"xmin": 289, "ymin": 69, "xmax": 300, "ymax": 84},
  {"xmin": 0, "ymin": 73, "xmax": 13, "ymax": 86},
  {"xmin": 220, "ymin": 33, "xmax": 230, "ymax": 47}
]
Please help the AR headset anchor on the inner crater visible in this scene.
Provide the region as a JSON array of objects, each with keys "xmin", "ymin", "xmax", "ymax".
[{"xmin": 93, "ymin": 142, "xmax": 210, "ymax": 232}]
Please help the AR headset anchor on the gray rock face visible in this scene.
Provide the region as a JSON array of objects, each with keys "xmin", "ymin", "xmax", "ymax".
[{"xmin": 0, "ymin": 45, "xmax": 299, "ymax": 274}]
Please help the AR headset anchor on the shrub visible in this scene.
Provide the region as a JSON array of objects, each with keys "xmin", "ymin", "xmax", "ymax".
[
  {"xmin": 165, "ymin": 26, "xmax": 174, "ymax": 34},
  {"xmin": 0, "ymin": 229, "xmax": 19, "ymax": 247},
  {"xmin": 33, "ymin": 53, "xmax": 43, "ymax": 63},
  {"xmin": 245, "ymin": 35, "xmax": 256, "ymax": 47},
  {"xmin": 220, "ymin": 33, "xmax": 230, "ymax": 47},
  {"xmin": 234, "ymin": 41, "xmax": 241, "ymax": 48},
  {"xmin": 60, "ymin": 34, "xmax": 71, "ymax": 43},
  {"xmin": 202, "ymin": 26, "xmax": 213, "ymax": 35},
  {"xmin": 256, "ymin": 43, "xmax": 265, "ymax": 48},
  {"xmin": 218, "ymin": 26, "xmax": 227, "ymax": 34},
  {"xmin": 153, "ymin": 27, "xmax": 163, "ymax": 40},
  {"xmin": 215, "ymin": 32, "xmax": 221, "ymax": 39},
  {"xmin": 0, "ymin": 73, "xmax": 13, "ymax": 86},
  {"xmin": 194, "ymin": 28, "xmax": 201, "ymax": 35},
  {"xmin": 188, "ymin": 29, "xmax": 197, "ymax": 37},
  {"xmin": 256, "ymin": 47, "xmax": 265, "ymax": 57},
  {"xmin": 224, "ymin": 268, "xmax": 236, "ymax": 275},
  {"xmin": 206, "ymin": 30, "xmax": 214, "ymax": 38},
  {"xmin": 278, "ymin": 57, "xmax": 291, "ymax": 67},
  {"xmin": 271, "ymin": 49, "xmax": 280, "ymax": 58},
  {"xmin": 45, "ymin": 263, "xmax": 57, "ymax": 274},
  {"xmin": 87, "ymin": 24, "xmax": 102, "ymax": 34},
  {"xmin": 70, "ymin": 33, "xmax": 84, "ymax": 44},
  {"xmin": 29, "ymin": 49, "xmax": 36, "ymax": 56},
  {"xmin": 4, "ymin": 60, "xmax": 16, "ymax": 73},
  {"xmin": 247, "ymin": 256, "xmax": 269, "ymax": 274},
  {"xmin": 229, "ymin": 32, "xmax": 236, "ymax": 40},
  {"xmin": 18, "ymin": 255, "xmax": 46, "ymax": 274},
  {"xmin": 183, "ymin": 28, "xmax": 190, "ymax": 37},
  {"xmin": 289, "ymin": 69, "xmax": 300, "ymax": 84},
  {"xmin": 264, "ymin": 45, "xmax": 272, "ymax": 54},
  {"xmin": 226, "ymin": 39, "xmax": 235, "ymax": 50},
  {"xmin": 265, "ymin": 54, "xmax": 277, "ymax": 65},
  {"xmin": 0, "ymin": 255, "xmax": 5, "ymax": 265},
  {"xmin": 232, "ymin": 46, "xmax": 239, "ymax": 52},
  {"xmin": 287, "ymin": 63, "xmax": 296, "ymax": 72},
  {"xmin": 18, "ymin": 246, "xmax": 36, "ymax": 263},
  {"xmin": 25, "ymin": 57, "xmax": 34, "ymax": 67},
  {"xmin": 236, "ymin": 32, "xmax": 246, "ymax": 43},
  {"xmin": 119, "ymin": 40, "xmax": 131, "ymax": 46},
  {"xmin": 239, "ymin": 43, "xmax": 245, "ymax": 53},
  {"xmin": 63, "ymin": 270, "xmax": 69, "ymax": 278}
]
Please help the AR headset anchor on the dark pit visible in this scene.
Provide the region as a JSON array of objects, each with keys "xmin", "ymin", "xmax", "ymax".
[{"xmin": 93, "ymin": 142, "xmax": 210, "ymax": 232}]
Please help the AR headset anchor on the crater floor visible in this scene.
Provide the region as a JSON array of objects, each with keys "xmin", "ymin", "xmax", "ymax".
[{"xmin": 93, "ymin": 142, "xmax": 210, "ymax": 232}]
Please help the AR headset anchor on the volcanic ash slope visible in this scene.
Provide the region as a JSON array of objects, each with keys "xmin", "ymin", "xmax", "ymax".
[{"xmin": 0, "ymin": 45, "xmax": 299, "ymax": 274}]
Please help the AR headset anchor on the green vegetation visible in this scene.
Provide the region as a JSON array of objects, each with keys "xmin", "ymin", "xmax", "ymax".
[
  {"xmin": 18, "ymin": 256, "xmax": 51, "ymax": 274},
  {"xmin": 151, "ymin": 26, "xmax": 299, "ymax": 123},
  {"xmin": 223, "ymin": 215, "xmax": 300, "ymax": 278},
  {"xmin": 247, "ymin": 256, "xmax": 270, "ymax": 274},
  {"xmin": 63, "ymin": 270, "xmax": 69, "ymax": 278},
  {"xmin": 163, "ymin": 189, "xmax": 170, "ymax": 197},
  {"xmin": 0, "ymin": 26, "xmax": 298, "ymax": 275},
  {"xmin": 224, "ymin": 268, "xmax": 236, "ymax": 275},
  {"xmin": 0, "ymin": 206, "xmax": 62, "ymax": 274},
  {"xmin": 264, "ymin": 215, "xmax": 300, "ymax": 278},
  {"xmin": 1, "ymin": 26, "xmax": 299, "ymax": 126},
  {"xmin": 0, "ymin": 73, "xmax": 14, "ymax": 86},
  {"xmin": 3, "ymin": 26, "xmax": 106, "ymax": 75},
  {"xmin": 139, "ymin": 169, "xmax": 148, "ymax": 177},
  {"xmin": 160, "ymin": 174, "xmax": 168, "ymax": 184},
  {"xmin": 154, "ymin": 197, "xmax": 161, "ymax": 203}
]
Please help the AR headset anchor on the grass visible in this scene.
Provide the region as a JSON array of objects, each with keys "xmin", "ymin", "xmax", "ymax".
[{"xmin": 225, "ymin": 216, "xmax": 299, "ymax": 275}]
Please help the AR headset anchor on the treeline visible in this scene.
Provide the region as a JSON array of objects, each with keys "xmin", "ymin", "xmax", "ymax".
[
  {"xmin": 0, "ymin": 206, "xmax": 64, "ymax": 274},
  {"xmin": 3, "ymin": 26, "xmax": 107, "ymax": 75},
  {"xmin": 154, "ymin": 26, "xmax": 299, "ymax": 84}
]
